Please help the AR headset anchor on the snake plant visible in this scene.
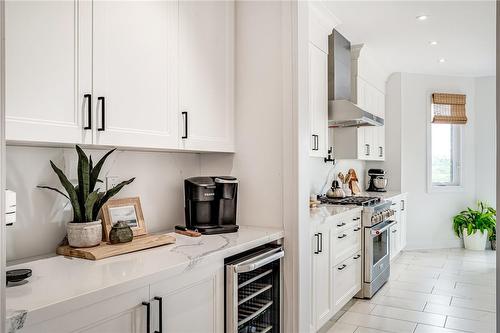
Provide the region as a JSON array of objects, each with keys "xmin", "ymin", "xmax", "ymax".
[
  {"xmin": 38, "ymin": 146, "xmax": 135, "ymax": 223},
  {"xmin": 453, "ymin": 201, "xmax": 496, "ymax": 238}
]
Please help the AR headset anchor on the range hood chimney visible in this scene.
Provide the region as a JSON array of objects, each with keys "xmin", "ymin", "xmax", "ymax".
[{"xmin": 328, "ymin": 30, "xmax": 383, "ymax": 128}]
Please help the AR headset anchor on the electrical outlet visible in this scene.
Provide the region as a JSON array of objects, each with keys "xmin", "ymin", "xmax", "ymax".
[{"xmin": 106, "ymin": 176, "xmax": 120, "ymax": 191}]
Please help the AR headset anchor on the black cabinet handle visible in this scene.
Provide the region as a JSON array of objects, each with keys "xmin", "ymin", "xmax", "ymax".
[
  {"xmin": 401, "ymin": 200, "xmax": 405, "ymax": 211},
  {"xmin": 365, "ymin": 144, "xmax": 370, "ymax": 156},
  {"xmin": 337, "ymin": 264, "xmax": 347, "ymax": 271},
  {"xmin": 352, "ymin": 217, "xmax": 360, "ymax": 221},
  {"xmin": 97, "ymin": 96, "xmax": 105, "ymax": 131},
  {"xmin": 336, "ymin": 222, "xmax": 346, "ymax": 227},
  {"xmin": 83, "ymin": 94, "xmax": 91, "ymax": 130},
  {"xmin": 353, "ymin": 254, "xmax": 361, "ymax": 260},
  {"xmin": 379, "ymin": 146, "xmax": 383, "ymax": 157},
  {"xmin": 318, "ymin": 232, "xmax": 323, "ymax": 253},
  {"xmin": 392, "ymin": 229, "xmax": 397, "ymax": 233},
  {"xmin": 314, "ymin": 234, "xmax": 319, "ymax": 254},
  {"xmin": 182, "ymin": 111, "xmax": 188, "ymax": 139},
  {"xmin": 154, "ymin": 297, "xmax": 163, "ymax": 333},
  {"xmin": 338, "ymin": 233, "xmax": 347, "ymax": 239},
  {"xmin": 142, "ymin": 301, "xmax": 151, "ymax": 333},
  {"xmin": 312, "ymin": 135, "xmax": 319, "ymax": 151},
  {"xmin": 353, "ymin": 227, "xmax": 361, "ymax": 231}
]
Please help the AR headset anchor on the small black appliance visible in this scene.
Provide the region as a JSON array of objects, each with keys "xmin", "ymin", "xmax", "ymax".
[
  {"xmin": 184, "ymin": 176, "xmax": 239, "ymax": 235},
  {"xmin": 367, "ymin": 168, "xmax": 388, "ymax": 192}
]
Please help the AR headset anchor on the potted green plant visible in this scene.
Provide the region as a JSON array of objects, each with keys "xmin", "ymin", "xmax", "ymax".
[
  {"xmin": 39, "ymin": 146, "xmax": 134, "ymax": 248},
  {"xmin": 453, "ymin": 201, "xmax": 496, "ymax": 251}
]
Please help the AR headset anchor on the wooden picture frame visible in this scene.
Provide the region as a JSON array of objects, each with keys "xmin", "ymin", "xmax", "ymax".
[{"xmin": 101, "ymin": 197, "xmax": 147, "ymax": 241}]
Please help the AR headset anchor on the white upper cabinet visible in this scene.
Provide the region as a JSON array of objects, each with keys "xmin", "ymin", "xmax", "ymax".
[
  {"xmin": 93, "ymin": 0, "xmax": 179, "ymax": 149},
  {"xmin": 5, "ymin": 0, "xmax": 92, "ymax": 144},
  {"xmin": 178, "ymin": 1, "xmax": 235, "ymax": 152},
  {"xmin": 308, "ymin": 2, "xmax": 338, "ymax": 158},
  {"xmin": 309, "ymin": 43, "xmax": 328, "ymax": 157},
  {"xmin": 5, "ymin": 0, "xmax": 235, "ymax": 153}
]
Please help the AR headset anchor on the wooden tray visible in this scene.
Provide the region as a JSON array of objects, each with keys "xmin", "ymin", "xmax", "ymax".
[{"xmin": 56, "ymin": 233, "xmax": 176, "ymax": 260}]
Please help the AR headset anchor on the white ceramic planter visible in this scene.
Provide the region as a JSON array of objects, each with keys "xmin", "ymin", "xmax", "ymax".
[
  {"xmin": 67, "ymin": 220, "xmax": 102, "ymax": 248},
  {"xmin": 463, "ymin": 228, "xmax": 487, "ymax": 251}
]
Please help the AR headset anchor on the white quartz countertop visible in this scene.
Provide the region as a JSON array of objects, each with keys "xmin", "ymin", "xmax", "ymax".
[
  {"xmin": 310, "ymin": 205, "xmax": 362, "ymax": 222},
  {"xmin": 6, "ymin": 226, "xmax": 284, "ymax": 329},
  {"xmin": 358, "ymin": 191, "xmax": 406, "ymax": 200}
]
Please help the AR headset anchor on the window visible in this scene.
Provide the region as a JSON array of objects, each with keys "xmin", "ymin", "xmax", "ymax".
[{"xmin": 430, "ymin": 123, "xmax": 462, "ymax": 187}]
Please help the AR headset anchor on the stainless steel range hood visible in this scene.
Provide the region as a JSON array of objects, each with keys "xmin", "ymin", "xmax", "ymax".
[{"xmin": 328, "ymin": 30, "xmax": 383, "ymax": 128}]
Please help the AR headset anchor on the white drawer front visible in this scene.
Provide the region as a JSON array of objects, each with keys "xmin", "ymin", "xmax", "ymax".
[
  {"xmin": 333, "ymin": 221, "xmax": 362, "ymax": 265},
  {"xmin": 333, "ymin": 251, "xmax": 362, "ymax": 313}
]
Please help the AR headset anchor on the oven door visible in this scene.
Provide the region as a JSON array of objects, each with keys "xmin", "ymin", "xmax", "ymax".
[{"xmin": 364, "ymin": 220, "xmax": 396, "ymax": 282}]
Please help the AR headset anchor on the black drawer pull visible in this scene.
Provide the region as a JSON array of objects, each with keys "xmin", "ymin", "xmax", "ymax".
[
  {"xmin": 182, "ymin": 111, "xmax": 188, "ymax": 139},
  {"xmin": 97, "ymin": 96, "xmax": 105, "ymax": 131},
  {"xmin": 318, "ymin": 232, "xmax": 323, "ymax": 253},
  {"xmin": 353, "ymin": 227, "xmax": 361, "ymax": 231},
  {"xmin": 83, "ymin": 94, "xmax": 91, "ymax": 130},
  {"xmin": 353, "ymin": 254, "xmax": 361, "ymax": 260},
  {"xmin": 154, "ymin": 297, "xmax": 163, "ymax": 333},
  {"xmin": 142, "ymin": 301, "xmax": 151, "ymax": 333},
  {"xmin": 392, "ymin": 229, "xmax": 397, "ymax": 233},
  {"xmin": 337, "ymin": 222, "xmax": 346, "ymax": 227},
  {"xmin": 337, "ymin": 264, "xmax": 347, "ymax": 271},
  {"xmin": 352, "ymin": 217, "xmax": 360, "ymax": 221},
  {"xmin": 314, "ymin": 234, "xmax": 319, "ymax": 254},
  {"xmin": 338, "ymin": 233, "xmax": 347, "ymax": 239}
]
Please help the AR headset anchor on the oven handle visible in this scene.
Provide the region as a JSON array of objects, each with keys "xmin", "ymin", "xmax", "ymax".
[
  {"xmin": 233, "ymin": 248, "xmax": 284, "ymax": 273},
  {"xmin": 371, "ymin": 220, "xmax": 397, "ymax": 236}
]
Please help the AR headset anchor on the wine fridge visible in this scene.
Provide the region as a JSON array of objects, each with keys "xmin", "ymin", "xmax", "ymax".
[{"xmin": 225, "ymin": 244, "xmax": 284, "ymax": 333}]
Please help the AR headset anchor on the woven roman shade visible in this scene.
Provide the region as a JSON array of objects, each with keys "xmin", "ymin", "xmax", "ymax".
[{"xmin": 431, "ymin": 93, "xmax": 467, "ymax": 124}]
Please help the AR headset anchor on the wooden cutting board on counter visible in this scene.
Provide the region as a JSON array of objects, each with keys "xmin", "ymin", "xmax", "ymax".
[{"xmin": 56, "ymin": 233, "xmax": 176, "ymax": 260}]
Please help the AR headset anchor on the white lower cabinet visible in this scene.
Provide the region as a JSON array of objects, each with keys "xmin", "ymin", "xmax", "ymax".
[
  {"xmin": 150, "ymin": 267, "xmax": 224, "ymax": 333},
  {"xmin": 333, "ymin": 251, "xmax": 362, "ymax": 314},
  {"xmin": 312, "ymin": 225, "xmax": 332, "ymax": 329},
  {"xmin": 389, "ymin": 194, "xmax": 408, "ymax": 261},
  {"xmin": 20, "ymin": 286, "xmax": 150, "ymax": 333},
  {"xmin": 20, "ymin": 266, "xmax": 223, "ymax": 333},
  {"xmin": 311, "ymin": 209, "xmax": 362, "ymax": 331}
]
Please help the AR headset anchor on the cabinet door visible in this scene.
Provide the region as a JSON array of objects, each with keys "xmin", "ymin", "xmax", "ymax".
[
  {"xmin": 312, "ymin": 227, "xmax": 333, "ymax": 329},
  {"xmin": 312, "ymin": 226, "xmax": 332, "ymax": 330},
  {"xmin": 93, "ymin": 0, "xmax": 179, "ymax": 149},
  {"xmin": 400, "ymin": 196, "xmax": 407, "ymax": 250},
  {"xmin": 5, "ymin": 0, "xmax": 92, "ymax": 144},
  {"xmin": 309, "ymin": 43, "xmax": 328, "ymax": 157},
  {"xmin": 20, "ymin": 286, "xmax": 149, "ymax": 333},
  {"xmin": 150, "ymin": 266, "xmax": 223, "ymax": 333},
  {"xmin": 333, "ymin": 252, "xmax": 362, "ymax": 314},
  {"xmin": 179, "ymin": 1, "xmax": 235, "ymax": 152}
]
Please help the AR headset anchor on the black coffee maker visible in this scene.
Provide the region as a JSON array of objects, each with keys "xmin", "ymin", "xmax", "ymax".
[{"xmin": 184, "ymin": 176, "xmax": 239, "ymax": 235}]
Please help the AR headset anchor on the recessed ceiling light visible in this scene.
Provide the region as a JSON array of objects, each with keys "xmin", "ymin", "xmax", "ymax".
[
  {"xmin": 429, "ymin": 41, "xmax": 438, "ymax": 46},
  {"xmin": 416, "ymin": 15, "xmax": 428, "ymax": 21},
  {"xmin": 439, "ymin": 58, "xmax": 446, "ymax": 63}
]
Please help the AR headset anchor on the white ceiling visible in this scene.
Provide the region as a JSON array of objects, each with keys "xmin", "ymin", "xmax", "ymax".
[{"xmin": 323, "ymin": 1, "xmax": 496, "ymax": 77}]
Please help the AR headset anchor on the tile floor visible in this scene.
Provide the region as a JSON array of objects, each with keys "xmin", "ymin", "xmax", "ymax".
[{"xmin": 323, "ymin": 248, "xmax": 496, "ymax": 333}]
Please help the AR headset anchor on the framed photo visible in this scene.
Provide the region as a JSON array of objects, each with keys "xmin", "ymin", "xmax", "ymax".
[{"xmin": 101, "ymin": 197, "xmax": 147, "ymax": 241}]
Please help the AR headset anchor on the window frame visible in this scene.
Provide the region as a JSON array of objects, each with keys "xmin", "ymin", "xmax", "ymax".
[{"xmin": 426, "ymin": 101, "xmax": 464, "ymax": 193}]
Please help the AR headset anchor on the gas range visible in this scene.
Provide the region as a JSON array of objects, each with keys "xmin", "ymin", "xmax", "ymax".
[{"xmin": 318, "ymin": 195, "xmax": 394, "ymax": 227}]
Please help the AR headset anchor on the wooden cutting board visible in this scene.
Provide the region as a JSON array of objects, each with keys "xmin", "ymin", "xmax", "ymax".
[{"xmin": 56, "ymin": 233, "xmax": 176, "ymax": 260}]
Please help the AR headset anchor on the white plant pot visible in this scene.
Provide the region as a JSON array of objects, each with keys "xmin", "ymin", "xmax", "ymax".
[
  {"xmin": 67, "ymin": 220, "xmax": 102, "ymax": 248},
  {"xmin": 463, "ymin": 228, "xmax": 487, "ymax": 251}
]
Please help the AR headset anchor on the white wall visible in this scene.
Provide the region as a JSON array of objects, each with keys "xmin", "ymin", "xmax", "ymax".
[
  {"xmin": 475, "ymin": 76, "xmax": 496, "ymax": 206},
  {"xmin": 6, "ymin": 146, "xmax": 202, "ymax": 262},
  {"xmin": 394, "ymin": 73, "xmax": 479, "ymax": 249}
]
